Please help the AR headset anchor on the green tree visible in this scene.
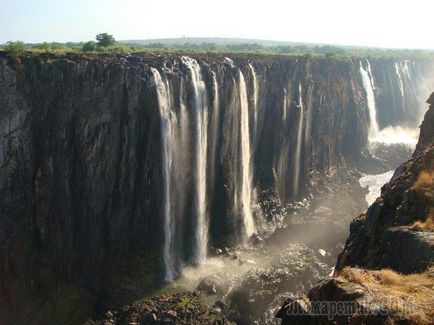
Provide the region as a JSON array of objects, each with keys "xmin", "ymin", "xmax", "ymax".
[
  {"xmin": 4, "ymin": 41, "xmax": 27, "ymax": 58},
  {"xmin": 96, "ymin": 33, "xmax": 115, "ymax": 47},
  {"xmin": 82, "ymin": 41, "xmax": 96, "ymax": 52}
]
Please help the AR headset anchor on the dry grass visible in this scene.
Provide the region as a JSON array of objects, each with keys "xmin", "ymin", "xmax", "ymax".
[
  {"xmin": 411, "ymin": 213, "xmax": 434, "ymax": 231},
  {"xmin": 337, "ymin": 267, "xmax": 434, "ymax": 324},
  {"xmin": 414, "ymin": 169, "xmax": 434, "ymax": 190}
]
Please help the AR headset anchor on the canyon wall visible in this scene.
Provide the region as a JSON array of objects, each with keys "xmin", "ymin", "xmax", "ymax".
[{"xmin": 0, "ymin": 53, "xmax": 432, "ymax": 320}]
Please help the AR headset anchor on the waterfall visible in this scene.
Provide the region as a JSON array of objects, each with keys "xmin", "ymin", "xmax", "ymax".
[
  {"xmin": 151, "ymin": 68, "xmax": 177, "ymax": 281},
  {"xmin": 282, "ymin": 87, "xmax": 288, "ymax": 121},
  {"xmin": 182, "ymin": 57, "xmax": 209, "ymax": 264},
  {"xmin": 208, "ymin": 72, "xmax": 220, "ymax": 194},
  {"xmin": 359, "ymin": 60, "xmax": 380, "ymax": 141},
  {"xmin": 239, "ymin": 70, "xmax": 256, "ymax": 238},
  {"xmin": 395, "ymin": 63, "xmax": 405, "ymax": 97},
  {"xmin": 292, "ymin": 83, "xmax": 304, "ymax": 198},
  {"xmin": 401, "ymin": 61, "xmax": 411, "ymax": 79},
  {"xmin": 249, "ymin": 63, "xmax": 259, "ymax": 141}
]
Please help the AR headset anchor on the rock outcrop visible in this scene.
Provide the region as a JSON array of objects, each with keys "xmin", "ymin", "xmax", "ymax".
[{"xmin": 88, "ymin": 291, "xmax": 235, "ymax": 325}]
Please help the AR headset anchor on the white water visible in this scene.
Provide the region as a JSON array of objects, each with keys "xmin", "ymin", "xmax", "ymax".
[
  {"xmin": 395, "ymin": 63, "xmax": 405, "ymax": 97},
  {"xmin": 359, "ymin": 60, "xmax": 380, "ymax": 141},
  {"xmin": 374, "ymin": 126, "xmax": 419, "ymax": 145},
  {"xmin": 249, "ymin": 63, "xmax": 259, "ymax": 141},
  {"xmin": 182, "ymin": 57, "xmax": 209, "ymax": 264},
  {"xmin": 359, "ymin": 170, "xmax": 394, "ymax": 204},
  {"xmin": 292, "ymin": 83, "xmax": 304, "ymax": 198},
  {"xmin": 152, "ymin": 68, "xmax": 177, "ymax": 281},
  {"xmin": 282, "ymin": 87, "xmax": 288, "ymax": 121},
  {"xmin": 208, "ymin": 72, "xmax": 220, "ymax": 194},
  {"xmin": 239, "ymin": 71, "xmax": 256, "ymax": 238}
]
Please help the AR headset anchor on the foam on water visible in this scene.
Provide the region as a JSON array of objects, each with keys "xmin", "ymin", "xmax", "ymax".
[{"xmin": 359, "ymin": 170, "xmax": 395, "ymax": 204}]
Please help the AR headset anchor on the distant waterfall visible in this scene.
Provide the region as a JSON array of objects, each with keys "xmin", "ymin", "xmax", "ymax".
[
  {"xmin": 182, "ymin": 57, "xmax": 209, "ymax": 264},
  {"xmin": 152, "ymin": 68, "xmax": 177, "ymax": 281},
  {"xmin": 275, "ymin": 87, "xmax": 290, "ymax": 201},
  {"xmin": 239, "ymin": 70, "xmax": 256, "ymax": 238},
  {"xmin": 249, "ymin": 63, "xmax": 259, "ymax": 142},
  {"xmin": 359, "ymin": 60, "xmax": 379, "ymax": 141},
  {"xmin": 208, "ymin": 72, "xmax": 220, "ymax": 194},
  {"xmin": 395, "ymin": 63, "xmax": 405, "ymax": 97},
  {"xmin": 282, "ymin": 87, "xmax": 288, "ymax": 121},
  {"xmin": 292, "ymin": 84, "xmax": 304, "ymax": 198}
]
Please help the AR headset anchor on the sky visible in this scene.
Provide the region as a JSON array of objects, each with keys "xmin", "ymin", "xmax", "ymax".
[{"xmin": 0, "ymin": 0, "xmax": 432, "ymax": 49}]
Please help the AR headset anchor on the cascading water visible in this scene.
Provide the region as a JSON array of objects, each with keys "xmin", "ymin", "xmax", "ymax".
[
  {"xmin": 249, "ymin": 63, "xmax": 259, "ymax": 143},
  {"xmin": 292, "ymin": 83, "xmax": 304, "ymax": 198},
  {"xmin": 275, "ymin": 87, "xmax": 290, "ymax": 201},
  {"xmin": 359, "ymin": 60, "xmax": 380, "ymax": 141},
  {"xmin": 182, "ymin": 57, "xmax": 209, "ymax": 264},
  {"xmin": 152, "ymin": 68, "xmax": 177, "ymax": 281},
  {"xmin": 208, "ymin": 72, "xmax": 220, "ymax": 195},
  {"xmin": 239, "ymin": 70, "xmax": 256, "ymax": 238},
  {"xmin": 282, "ymin": 88, "xmax": 288, "ymax": 121},
  {"xmin": 395, "ymin": 63, "xmax": 405, "ymax": 97}
]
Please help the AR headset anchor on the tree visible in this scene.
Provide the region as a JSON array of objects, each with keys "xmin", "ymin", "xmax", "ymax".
[
  {"xmin": 3, "ymin": 41, "xmax": 27, "ymax": 58},
  {"xmin": 82, "ymin": 41, "xmax": 96, "ymax": 52},
  {"xmin": 96, "ymin": 33, "xmax": 115, "ymax": 47}
]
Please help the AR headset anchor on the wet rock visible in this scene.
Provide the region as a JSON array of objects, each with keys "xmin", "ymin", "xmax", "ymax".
[
  {"xmin": 163, "ymin": 310, "xmax": 177, "ymax": 318},
  {"xmin": 96, "ymin": 291, "xmax": 235, "ymax": 324},
  {"xmin": 251, "ymin": 234, "xmax": 264, "ymax": 246},
  {"xmin": 227, "ymin": 244, "xmax": 330, "ymax": 324},
  {"xmin": 197, "ymin": 274, "xmax": 229, "ymax": 296}
]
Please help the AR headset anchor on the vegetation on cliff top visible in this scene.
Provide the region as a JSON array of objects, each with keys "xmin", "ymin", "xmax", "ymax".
[
  {"xmin": 337, "ymin": 267, "xmax": 434, "ymax": 324},
  {"xmin": 1, "ymin": 36, "xmax": 434, "ymax": 60}
]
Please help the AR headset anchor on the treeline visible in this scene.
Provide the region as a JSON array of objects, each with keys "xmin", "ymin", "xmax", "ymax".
[{"xmin": 1, "ymin": 38, "xmax": 433, "ymax": 61}]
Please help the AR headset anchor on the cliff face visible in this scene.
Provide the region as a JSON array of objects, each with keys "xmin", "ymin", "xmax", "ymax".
[{"xmin": 0, "ymin": 53, "xmax": 431, "ymax": 321}]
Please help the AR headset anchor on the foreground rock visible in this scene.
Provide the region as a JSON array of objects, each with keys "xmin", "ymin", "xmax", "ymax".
[
  {"xmin": 277, "ymin": 267, "xmax": 434, "ymax": 324},
  {"xmin": 90, "ymin": 291, "xmax": 234, "ymax": 325}
]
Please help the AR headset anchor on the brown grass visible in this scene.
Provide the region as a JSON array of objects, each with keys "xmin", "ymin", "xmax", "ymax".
[
  {"xmin": 337, "ymin": 267, "xmax": 434, "ymax": 324},
  {"xmin": 414, "ymin": 170, "xmax": 434, "ymax": 189},
  {"xmin": 411, "ymin": 213, "xmax": 434, "ymax": 231}
]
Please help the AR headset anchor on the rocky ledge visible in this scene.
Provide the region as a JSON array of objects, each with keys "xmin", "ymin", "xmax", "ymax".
[
  {"xmin": 87, "ymin": 291, "xmax": 234, "ymax": 325},
  {"xmin": 277, "ymin": 93, "xmax": 434, "ymax": 324}
]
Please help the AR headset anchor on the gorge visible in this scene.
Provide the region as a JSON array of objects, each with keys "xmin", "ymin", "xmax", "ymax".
[{"xmin": 0, "ymin": 52, "xmax": 433, "ymax": 323}]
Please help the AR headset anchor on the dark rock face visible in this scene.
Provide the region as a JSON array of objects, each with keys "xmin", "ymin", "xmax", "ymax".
[
  {"xmin": 0, "ymin": 53, "xmax": 431, "ymax": 322},
  {"xmin": 380, "ymin": 226, "xmax": 434, "ymax": 273}
]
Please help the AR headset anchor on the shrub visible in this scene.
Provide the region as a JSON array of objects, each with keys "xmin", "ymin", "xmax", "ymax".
[
  {"xmin": 82, "ymin": 41, "xmax": 96, "ymax": 52},
  {"xmin": 3, "ymin": 41, "xmax": 27, "ymax": 58},
  {"xmin": 33, "ymin": 42, "xmax": 50, "ymax": 52}
]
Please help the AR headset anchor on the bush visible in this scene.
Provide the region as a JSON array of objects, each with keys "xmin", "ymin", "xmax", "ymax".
[
  {"xmin": 33, "ymin": 42, "xmax": 50, "ymax": 52},
  {"xmin": 4, "ymin": 41, "xmax": 27, "ymax": 58},
  {"xmin": 82, "ymin": 41, "xmax": 96, "ymax": 52}
]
